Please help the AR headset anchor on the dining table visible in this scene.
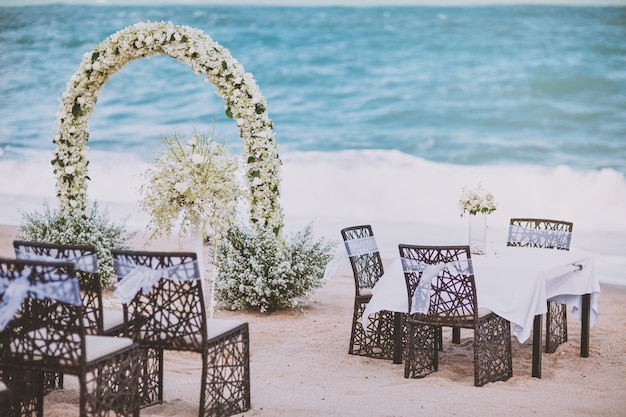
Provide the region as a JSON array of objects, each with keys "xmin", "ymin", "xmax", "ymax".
[{"xmin": 361, "ymin": 245, "xmax": 601, "ymax": 378}]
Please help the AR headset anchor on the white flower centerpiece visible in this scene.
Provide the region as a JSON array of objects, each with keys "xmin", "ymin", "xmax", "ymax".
[
  {"xmin": 139, "ymin": 132, "xmax": 240, "ymax": 245},
  {"xmin": 459, "ymin": 183, "xmax": 497, "ymax": 255}
]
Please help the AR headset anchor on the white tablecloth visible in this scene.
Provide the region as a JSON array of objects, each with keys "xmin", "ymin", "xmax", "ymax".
[{"xmin": 362, "ymin": 246, "xmax": 600, "ymax": 343}]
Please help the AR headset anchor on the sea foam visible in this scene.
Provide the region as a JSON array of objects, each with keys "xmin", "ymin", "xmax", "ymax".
[{"xmin": 2, "ymin": 147, "xmax": 625, "ymax": 284}]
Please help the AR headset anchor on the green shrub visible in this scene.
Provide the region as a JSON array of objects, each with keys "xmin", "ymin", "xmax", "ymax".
[
  {"xmin": 215, "ymin": 224, "xmax": 335, "ymax": 312},
  {"xmin": 18, "ymin": 201, "xmax": 133, "ymax": 287}
]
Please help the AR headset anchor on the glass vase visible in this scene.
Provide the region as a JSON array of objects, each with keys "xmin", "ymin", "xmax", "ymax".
[
  {"xmin": 468, "ymin": 213, "xmax": 487, "ymax": 255},
  {"xmin": 191, "ymin": 220, "xmax": 213, "ymax": 317}
]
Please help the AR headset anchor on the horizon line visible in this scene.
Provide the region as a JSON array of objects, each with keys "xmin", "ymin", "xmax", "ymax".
[{"xmin": 3, "ymin": 0, "xmax": 626, "ymax": 7}]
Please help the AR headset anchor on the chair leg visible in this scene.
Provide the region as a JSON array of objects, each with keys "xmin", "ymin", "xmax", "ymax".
[
  {"xmin": 404, "ymin": 322, "xmax": 438, "ymax": 379},
  {"xmin": 42, "ymin": 371, "xmax": 63, "ymax": 394},
  {"xmin": 134, "ymin": 347, "xmax": 163, "ymax": 409},
  {"xmin": 546, "ymin": 301, "xmax": 568, "ymax": 353},
  {"xmin": 3, "ymin": 368, "xmax": 42, "ymax": 417},
  {"xmin": 201, "ymin": 324, "xmax": 250, "ymax": 417},
  {"xmin": 372, "ymin": 310, "xmax": 395, "ymax": 360},
  {"xmin": 83, "ymin": 345, "xmax": 142, "ymax": 417},
  {"xmin": 348, "ymin": 299, "xmax": 365, "ymax": 355},
  {"xmin": 351, "ymin": 298, "xmax": 395, "ymax": 360},
  {"xmin": 474, "ymin": 315, "xmax": 513, "ymax": 387},
  {"xmin": 437, "ymin": 326, "xmax": 444, "ymax": 351},
  {"xmin": 451, "ymin": 326, "xmax": 460, "ymax": 345},
  {"xmin": 0, "ymin": 391, "xmax": 13, "ymax": 417}
]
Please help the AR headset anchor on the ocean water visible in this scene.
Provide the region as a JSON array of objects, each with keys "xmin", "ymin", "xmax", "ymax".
[{"xmin": 1, "ymin": 5, "xmax": 625, "ymax": 283}]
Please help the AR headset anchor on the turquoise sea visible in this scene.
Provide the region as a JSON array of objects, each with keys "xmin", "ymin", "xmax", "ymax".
[
  {"xmin": 0, "ymin": 4, "xmax": 625, "ymax": 284},
  {"xmin": 1, "ymin": 5, "xmax": 625, "ymax": 171}
]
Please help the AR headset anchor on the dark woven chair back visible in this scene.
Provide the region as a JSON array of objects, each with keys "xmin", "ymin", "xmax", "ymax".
[
  {"xmin": 341, "ymin": 225, "xmax": 384, "ymax": 293},
  {"xmin": 0, "ymin": 258, "xmax": 86, "ymax": 371},
  {"xmin": 507, "ymin": 218, "xmax": 573, "ymax": 353},
  {"xmin": 111, "ymin": 250, "xmax": 207, "ymax": 352},
  {"xmin": 507, "ymin": 218, "xmax": 573, "ymax": 250},
  {"xmin": 399, "ymin": 245, "xmax": 477, "ymax": 325},
  {"xmin": 0, "ymin": 257, "xmax": 141, "ymax": 417},
  {"xmin": 13, "ymin": 240, "xmax": 104, "ymax": 335}
]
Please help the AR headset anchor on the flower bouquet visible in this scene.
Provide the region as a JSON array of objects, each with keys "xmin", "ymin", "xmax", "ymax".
[
  {"xmin": 139, "ymin": 132, "xmax": 241, "ymax": 244},
  {"xmin": 459, "ymin": 183, "xmax": 497, "ymax": 254},
  {"xmin": 459, "ymin": 183, "xmax": 497, "ymax": 217}
]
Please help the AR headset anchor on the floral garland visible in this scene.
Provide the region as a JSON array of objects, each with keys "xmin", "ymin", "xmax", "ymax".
[
  {"xmin": 53, "ymin": 21, "xmax": 283, "ymax": 233},
  {"xmin": 459, "ymin": 183, "xmax": 497, "ymax": 216}
]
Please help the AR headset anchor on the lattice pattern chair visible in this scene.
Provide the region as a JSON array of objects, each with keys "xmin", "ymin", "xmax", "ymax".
[
  {"xmin": 398, "ymin": 244, "xmax": 513, "ymax": 387},
  {"xmin": 507, "ymin": 218, "xmax": 574, "ymax": 353},
  {"xmin": 0, "ymin": 258, "xmax": 141, "ymax": 417},
  {"xmin": 341, "ymin": 225, "xmax": 396, "ymax": 360},
  {"xmin": 111, "ymin": 249, "xmax": 250, "ymax": 417},
  {"xmin": 13, "ymin": 240, "xmax": 126, "ymax": 394},
  {"xmin": 13, "ymin": 240, "xmax": 125, "ymax": 337}
]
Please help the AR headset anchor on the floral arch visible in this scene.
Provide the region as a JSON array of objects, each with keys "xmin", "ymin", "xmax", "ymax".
[{"xmin": 53, "ymin": 21, "xmax": 283, "ymax": 233}]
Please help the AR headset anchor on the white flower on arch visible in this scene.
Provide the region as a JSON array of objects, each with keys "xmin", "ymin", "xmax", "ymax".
[{"xmin": 53, "ymin": 21, "xmax": 283, "ymax": 233}]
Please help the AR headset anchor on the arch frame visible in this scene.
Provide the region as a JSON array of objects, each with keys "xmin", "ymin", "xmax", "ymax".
[{"xmin": 53, "ymin": 21, "xmax": 283, "ymax": 232}]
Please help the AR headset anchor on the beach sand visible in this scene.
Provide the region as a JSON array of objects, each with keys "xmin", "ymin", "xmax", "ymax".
[{"xmin": 1, "ymin": 223, "xmax": 625, "ymax": 417}]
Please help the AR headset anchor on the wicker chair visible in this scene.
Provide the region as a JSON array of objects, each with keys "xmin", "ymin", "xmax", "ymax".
[
  {"xmin": 0, "ymin": 258, "xmax": 141, "ymax": 417},
  {"xmin": 13, "ymin": 240, "xmax": 125, "ymax": 336},
  {"xmin": 111, "ymin": 249, "xmax": 250, "ymax": 417},
  {"xmin": 341, "ymin": 225, "xmax": 396, "ymax": 360},
  {"xmin": 13, "ymin": 240, "xmax": 126, "ymax": 394},
  {"xmin": 398, "ymin": 244, "xmax": 513, "ymax": 387},
  {"xmin": 507, "ymin": 218, "xmax": 574, "ymax": 353}
]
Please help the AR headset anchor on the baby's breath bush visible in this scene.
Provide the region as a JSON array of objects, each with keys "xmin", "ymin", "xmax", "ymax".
[
  {"xmin": 18, "ymin": 201, "xmax": 132, "ymax": 287},
  {"xmin": 215, "ymin": 224, "xmax": 335, "ymax": 312}
]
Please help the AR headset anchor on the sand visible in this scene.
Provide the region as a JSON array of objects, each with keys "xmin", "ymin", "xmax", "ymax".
[{"xmin": 1, "ymin": 223, "xmax": 625, "ymax": 417}]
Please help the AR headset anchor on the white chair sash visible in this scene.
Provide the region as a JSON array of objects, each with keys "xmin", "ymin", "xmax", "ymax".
[
  {"xmin": 113, "ymin": 259, "xmax": 200, "ymax": 304},
  {"xmin": 401, "ymin": 257, "xmax": 473, "ymax": 315},
  {"xmin": 0, "ymin": 268, "xmax": 82, "ymax": 331},
  {"xmin": 14, "ymin": 248, "xmax": 99, "ymax": 273},
  {"xmin": 507, "ymin": 225, "xmax": 572, "ymax": 249},
  {"xmin": 344, "ymin": 236, "xmax": 378, "ymax": 257}
]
